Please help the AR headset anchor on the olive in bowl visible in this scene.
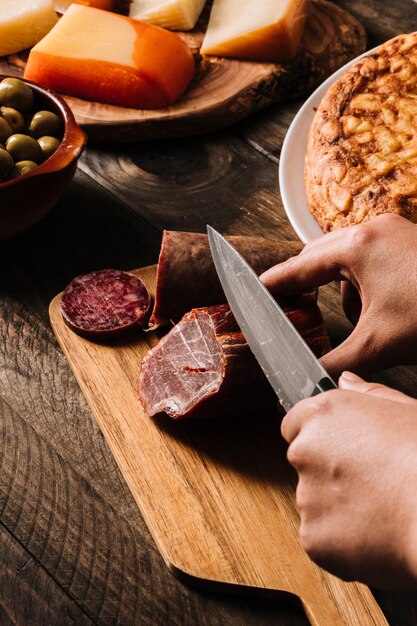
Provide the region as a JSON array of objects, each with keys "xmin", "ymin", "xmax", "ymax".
[{"xmin": 0, "ymin": 75, "xmax": 87, "ymax": 240}]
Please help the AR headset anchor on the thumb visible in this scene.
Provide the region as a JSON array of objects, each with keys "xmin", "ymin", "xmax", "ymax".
[
  {"xmin": 339, "ymin": 371, "xmax": 416, "ymax": 405},
  {"xmin": 320, "ymin": 324, "xmax": 379, "ymax": 379},
  {"xmin": 320, "ymin": 317, "xmax": 395, "ymax": 379}
]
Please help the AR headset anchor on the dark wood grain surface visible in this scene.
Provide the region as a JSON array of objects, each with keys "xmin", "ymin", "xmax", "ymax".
[{"xmin": 1, "ymin": 2, "xmax": 417, "ymax": 624}]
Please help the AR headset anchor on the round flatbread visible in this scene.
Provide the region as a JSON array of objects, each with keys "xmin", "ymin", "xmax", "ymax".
[{"xmin": 305, "ymin": 33, "xmax": 417, "ymax": 232}]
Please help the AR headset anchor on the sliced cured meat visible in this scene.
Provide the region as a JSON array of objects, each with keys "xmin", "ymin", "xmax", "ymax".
[
  {"xmin": 139, "ymin": 298, "xmax": 330, "ymax": 420},
  {"xmin": 60, "ymin": 269, "xmax": 151, "ymax": 339},
  {"xmin": 150, "ymin": 231, "xmax": 305, "ymax": 327}
]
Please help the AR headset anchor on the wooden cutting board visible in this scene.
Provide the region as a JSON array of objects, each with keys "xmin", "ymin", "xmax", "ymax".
[
  {"xmin": 1, "ymin": 0, "xmax": 366, "ymax": 141},
  {"xmin": 49, "ymin": 265, "xmax": 388, "ymax": 626}
]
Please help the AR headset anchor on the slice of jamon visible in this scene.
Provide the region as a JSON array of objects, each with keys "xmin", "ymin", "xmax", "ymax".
[
  {"xmin": 149, "ymin": 231, "xmax": 305, "ymax": 327},
  {"xmin": 60, "ymin": 269, "xmax": 151, "ymax": 339},
  {"xmin": 139, "ymin": 298, "xmax": 330, "ymax": 420}
]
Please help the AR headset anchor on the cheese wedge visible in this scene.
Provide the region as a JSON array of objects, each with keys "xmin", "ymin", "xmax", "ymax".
[
  {"xmin": 0, "ymin": 0, "xmax": 58, "ymax": 57},
  {"xmin": 129, "ymin": 0, "xmax": 206, "ymax": 31},
  {"xmin": 24, "ymin": 4, "xmax": 196, "ymax": 109},
  {"xmin": 200, "ymin": 0, "xmax": 308, "ymax": 63},
  {"xmin": 54, "ymin": 0, "xmax": 114, "ymax": 14}
]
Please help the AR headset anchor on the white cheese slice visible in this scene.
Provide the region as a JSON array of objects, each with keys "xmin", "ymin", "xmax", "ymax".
[
  {"xmin": 129, "ymin": 0, "xmax": 206, "ymax": 31},
  {"xmin": 54, "ymin": 0, "xmax": 113, "ymax": 14},
  {"xmin": 200, "ymin": 0, "xmax": 307, "ymax": 62},
  {"xmin": 0, "ymin": 0, "xmax": 58, "ymax": 56},
  {"xmin": 54, "ymin": 0, "xmax": 74, "ymax": 12}
]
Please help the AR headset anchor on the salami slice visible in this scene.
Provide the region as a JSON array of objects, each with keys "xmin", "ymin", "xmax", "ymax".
[
  {"xmin": 139, "ymin": 297, "xmax": 330, "ymax": 420},
  {"xmin": 149, "ymin": 231, "xmax": 305, "ymax": 328},
  {"xmin": 60, "ymin": 269, "xmax": 151, "ymax": 339}
]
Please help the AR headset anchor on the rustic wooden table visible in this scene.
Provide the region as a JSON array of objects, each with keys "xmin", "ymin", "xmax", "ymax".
[{"xmin": 2, "ymin": 1, "xmax": 417, "ymax": 624}]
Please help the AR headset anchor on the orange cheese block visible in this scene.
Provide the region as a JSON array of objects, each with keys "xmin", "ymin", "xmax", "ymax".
[{"xmin": 24, "ymin": 4, "xmax": 196, "ymax": 109}]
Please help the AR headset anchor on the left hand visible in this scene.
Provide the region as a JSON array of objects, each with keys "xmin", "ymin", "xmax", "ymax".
[
  {"xmin": 260, "ymin": 215, "xmax": 417, "ymax": 378},
  {"xmin": 282, "ymin": 371, "xmax": 417, "ymax": 589}
]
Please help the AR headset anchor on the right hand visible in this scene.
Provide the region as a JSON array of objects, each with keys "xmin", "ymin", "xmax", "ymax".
[
  {"xmin": 261, "ymin": 214, "xmax": 417, "ymax": 378},
  {"xmin": 281, "ymin": 371, "xmax": 417, "ymax": 589}
]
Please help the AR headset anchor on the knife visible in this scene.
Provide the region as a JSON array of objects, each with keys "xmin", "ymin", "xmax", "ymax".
[{"xmin": 207, "ymin": 226, "xmax": 336, "ymax": 412}]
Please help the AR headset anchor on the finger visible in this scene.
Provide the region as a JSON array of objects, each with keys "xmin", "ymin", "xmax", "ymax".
[
  {"xmin": 340, "ymin": 280, "xmax": 361, "ymax": 326},
  {"xmin": 339, "ymin": 371, "xmax": 416, "ymax": 405},
  {"xmin": 281, "ymin": 403, "xmax": 305, "ymax": 444},
  {"xmin": 298, "ymin": 225, "xmax": 355, "ymax": 253},
  {"xmin": 281, "ymin": 395, "xmax": 323, "ymax": 444},
  {"xmin": 260, "ymin": 232, "xmax": 356, "ymax": 296}
]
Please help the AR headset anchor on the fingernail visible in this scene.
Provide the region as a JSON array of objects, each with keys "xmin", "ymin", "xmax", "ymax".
[{"xmin": 340, "ymin": 370, "xmax": 362, "ymax": 382}]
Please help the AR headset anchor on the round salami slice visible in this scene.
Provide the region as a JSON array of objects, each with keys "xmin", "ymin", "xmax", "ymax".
[{"xmin": 60, "ymin": 269, "xmax": 151, "ymax": 339}]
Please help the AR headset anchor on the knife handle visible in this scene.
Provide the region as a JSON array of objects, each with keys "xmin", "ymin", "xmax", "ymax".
[{"xmin": 311, "ymin": 377, "xmax": 337, "ymax": 396}]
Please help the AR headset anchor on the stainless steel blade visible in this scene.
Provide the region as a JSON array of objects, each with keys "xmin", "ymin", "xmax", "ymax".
[{"xmin": 207, "ymin": 226, "xmax": 335, "ymax": 411}]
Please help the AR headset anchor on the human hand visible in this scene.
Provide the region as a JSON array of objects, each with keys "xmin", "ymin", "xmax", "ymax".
[
  {"xmin": 282, "ymin": 371, "xmax": 417, "ymax": 589},
  {"xmin": 261, "ymin": 214, "xmax": 417, "ymax": 378}
]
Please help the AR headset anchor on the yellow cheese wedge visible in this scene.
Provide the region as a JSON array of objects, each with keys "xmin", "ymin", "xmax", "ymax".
[
  {"xmin": 129, "ymin": 0, "xmax": 206, "ymax": 31},
  {"xmin": 24, "ymin": 4, "xmax": 196, "ymax": 109},
  {"xmin": 200, "ymin": 0, "xmax": 308, "ymax": 63},
  {"xmin": 0, "ymin": 0, "xmax": 58, "ymax": 57}
]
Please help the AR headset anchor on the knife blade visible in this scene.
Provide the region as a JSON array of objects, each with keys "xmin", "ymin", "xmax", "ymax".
[{"xmin": 207, "ymin": 226, "xmax": 336, "ymax": 412}]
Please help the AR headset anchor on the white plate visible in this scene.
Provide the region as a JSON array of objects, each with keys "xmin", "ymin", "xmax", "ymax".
[{"xmin": 279, "ymin": 45, "xmax": 379, "ymax": 243}]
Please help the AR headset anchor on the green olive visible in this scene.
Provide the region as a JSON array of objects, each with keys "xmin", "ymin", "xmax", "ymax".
[
  {"xmin": 6, "ymin": 133, "xmax": 43, "ymax": 164},
  {"xmin": 37, "ymin": 135, "xmax": 61, "ymax": 160},
  {"xmin": 0, "ymin": 78, "xmax": 34, "ymax": 112},
  {"xmin": 0, "ymin": 115, "xmax": 12, "ymax": 143},
  {"xmin": 9, "ymin": 160, "xmax": 38, "ymax": 178},
  {"xmin": 29, "ymin": 110, "xmax": 63, "ymax": 138},
  {"xmin": 0, "ymin": 106, "xmax": 25, "ymax": 133},
  {"xmin": 0, "ymin": 147, "xmax": 14, "ymax": 180}
]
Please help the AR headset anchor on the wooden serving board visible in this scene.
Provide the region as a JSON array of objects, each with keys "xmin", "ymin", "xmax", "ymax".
[
  {"xmin": 0, "ymin": 0, "xmax": 366, "ymax": 141},
  {"xmin": 49, "ymin": 265, "xmax": 388, "ymax": 626}
]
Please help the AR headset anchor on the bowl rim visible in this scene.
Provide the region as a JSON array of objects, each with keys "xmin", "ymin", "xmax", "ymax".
[{"xmin": 0, "ymin": 74, "xmax": 87, "ymax": 187}]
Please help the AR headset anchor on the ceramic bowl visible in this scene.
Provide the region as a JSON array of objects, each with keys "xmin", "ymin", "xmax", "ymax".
[{"xmin": 0, "ymin": 75, "xmax": 87, "ymax": 240}]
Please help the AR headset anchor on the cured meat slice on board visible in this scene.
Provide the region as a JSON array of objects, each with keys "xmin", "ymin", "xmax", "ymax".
[
  {"xmin": 60, "ymin": 269, "xmax": 151, "ymax": 338},
  {"xmin": 150, "ymin": 231, "xmax": 305, "ymax": 327},
  {"xmin": 139, "ymin": 298, "xmax": 330, "ymax": 420}
]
